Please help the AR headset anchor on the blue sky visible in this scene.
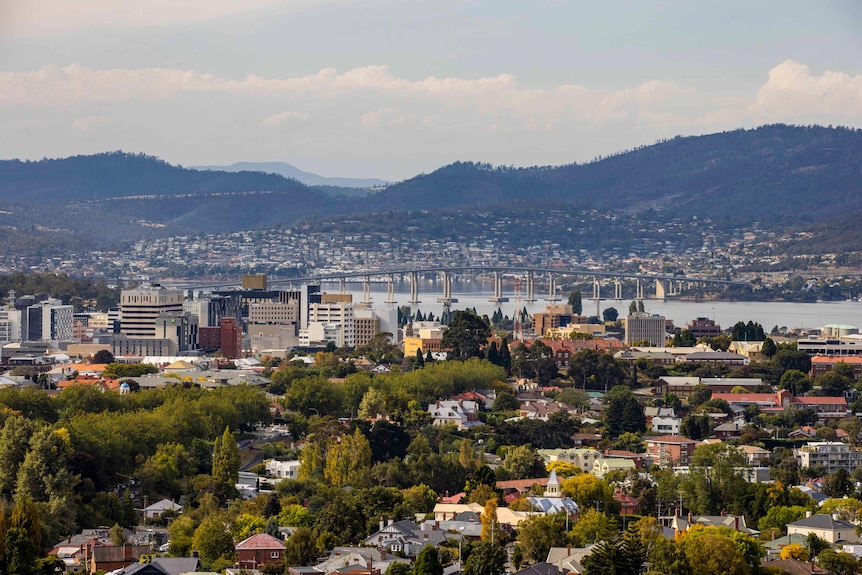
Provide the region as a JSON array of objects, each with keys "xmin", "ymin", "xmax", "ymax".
[{"xmin": 1, "ymin": 0, "xmax": 860, "ymax": 180}]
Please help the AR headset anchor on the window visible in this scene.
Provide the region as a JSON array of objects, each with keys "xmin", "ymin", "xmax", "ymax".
[{"xmin": 271, "ymin": 552, "xmax": 280, "ymax": 558}]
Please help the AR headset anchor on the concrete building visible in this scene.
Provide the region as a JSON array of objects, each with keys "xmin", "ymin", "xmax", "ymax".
[
  {"xmin": 0, "ymin": 307, "xmax": 21, "ymax": 343},
  {"xmin": 23, "ymin": 298, "xmax": 73, "ymax": 344},
  {"xmin": 645, "ymin": 436, "xmax": 697, "ymax": 468},
  {"xmin": 199, "ymin": 317, "xmax": 243, "ymax": 358},
  {"xmin": 625, "ymin": 312, "xmax": 666, "ymax": 347},
  {"xmin": 796, "ymin": 441, "xmax": 862, "ymax": 474},
  {"xmin": 119, "ymin": 286, "xmax": 184, "ymax": 337},
  {"xmin": 686, "ymin": 317, "xmax": 722, "ymax": 338},
  {"xmin": 797, "ymin": 335, "xmax": 862, "ymax": 357}
]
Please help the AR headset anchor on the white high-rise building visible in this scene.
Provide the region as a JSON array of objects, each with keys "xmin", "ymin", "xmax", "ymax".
[
  {"xmin": 0, "ymin": 307, "xmax": 21, "ymax": 343},
  {"xmin": 120, "ymin": 286, "xmax": 184, "ymax": 337},
  {"xmin": 625, "ymin": 312, "xmax": 667, "ymax": 347},
  {"xmin": 300, "ymin": 294, "xmax": 355, "ymax": 348},
  {"xmin": 24, "ymin": 298, "xmax": 73, "ymax": 344}
]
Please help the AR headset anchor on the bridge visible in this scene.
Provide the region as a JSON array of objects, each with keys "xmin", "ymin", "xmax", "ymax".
[{"xmin": 168, "ymin": 265, "xmax": 747, "ymax": 310}]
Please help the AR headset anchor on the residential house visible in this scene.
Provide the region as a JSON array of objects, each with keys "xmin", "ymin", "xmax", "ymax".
[
  {"xmin": 738, "ymin": 445, "xmax": 771, "ymax": 466},
  {"xmin": 310, "ymin": 547, "xmax": 411, "ymax": 575},
  {"xmin": 142, "ymin": 499, "xmax": 182, "ymax": 520},
  {"xmin": 538, "ymin": 448, "xmax": 603, "ymax": 474},
  {"xmin": 671, "ymin": 513, "xmax": 756, "ymax": 535},
  {"xmin": 236, "ymin": 533, "xmax": 286, "ymax": 570},
  {"xmin": 265, "ymin": 459, "xmax": 301, "ymax": 481},
  {"xmin": 545, "ymin": 545, "xmax": 596, "ymax": 574},
  {"xmin": 427, "ymin": 400, "xmax": 482, "ymax": 430},
  {"xmin": 513, "ymin": 563, "xmax": 563, "ymax": 575},
  {"xmin": 114, "ymin": 557, "xmax": 201, "ymax": 575},
  {"xmin": 787, "ymin": 514, "xmax": 862, "ymax": 544},
  {"xmin": 362, "ymin": 519, "xmax": 447, "ymax": 558},
  {"xmin": 651, "ymin": 415, "xmax": 682, "ymax": 435},
  {"xmin": 89, "ymin": 544, "xmax": 153, "ymax": 573}
]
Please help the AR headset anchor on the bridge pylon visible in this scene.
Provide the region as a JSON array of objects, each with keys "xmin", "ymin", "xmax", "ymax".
[
  {"xmin": 408, "ymin": 271, "xmax": 421, "ymax": 304},
  {"xmin": 545, "ymin": 272, "xmax": 560, "ymax": 302},
  {"xmin": 385, "ymin": 275, "xmax": 397, "ymax": 304},
  {"xmin": 361, "ymin": 275, "xmax": 372, "ymax": 305},
  {"xmin": 525, "ymin": 272, "xmax": 536, "ymax": 302},
  {"xmin": 436, "ymin": 271, "xmax": 458, "ymax": 306},
  {"xmin": 489, "ymin": 271, "xmax": 509, "ymax": 303}
]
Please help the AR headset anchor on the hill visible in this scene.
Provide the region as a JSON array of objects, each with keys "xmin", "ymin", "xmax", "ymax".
[
  {"xmin": 1, "ymin": 125, "xmax": 861, "ymax": 257},
  {"xmin": 193, "ymin": 161, "xmax": 390, "ymax": 190},
  {"xmin": 374, "ymin": 124, "xmax": 862, "ymax": 226}
]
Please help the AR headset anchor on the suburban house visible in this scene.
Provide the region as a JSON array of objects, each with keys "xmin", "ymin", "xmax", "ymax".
[
  {"xmin": 114, "ymin": 557, "xmax": 201, "ymax": 575},
  {"xmin": 427, "ymin": 400, "xmax": 482, "ymax": 430},
  {"xmin": 236, "ymin": 533, "xmax": 286, "ymax": 570},
  {"xmin": 362, "ymin": 519, "xmax": 447, "ymax": 558},
  {"xmin": 787, "ymin": 514, "xmax": 862, "ymax": 544},
  {"xmin": 142, "ymin": 499, "xmax": 182, "ymax": 520}
]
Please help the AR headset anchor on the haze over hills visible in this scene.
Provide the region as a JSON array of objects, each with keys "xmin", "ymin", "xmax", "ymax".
[
  {"xmin": 193, "ymin": 161, "xmax": 391, "ymax": 189},
  {"xmin": 1, "ymin": 124, "xmax": 860, "ymax": 256}
]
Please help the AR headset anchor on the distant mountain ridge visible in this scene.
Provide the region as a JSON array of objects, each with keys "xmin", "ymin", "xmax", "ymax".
[
  {"xmin": 1, "ymin": 124, "xmax": 860, "ymax": 255},
  {"xmin": 193, "ymin": 161, "xmax": 390, "ymax": 189}
]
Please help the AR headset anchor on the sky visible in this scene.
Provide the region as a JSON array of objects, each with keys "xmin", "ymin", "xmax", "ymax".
[{"xmin": 1, "ymin": 0, "xmax": 861, "ymax": 181}]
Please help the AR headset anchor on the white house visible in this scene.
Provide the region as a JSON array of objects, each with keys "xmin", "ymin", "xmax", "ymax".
[{"xmin": 143, "ymin": 499, "xmax": 182, "ymax": 519}]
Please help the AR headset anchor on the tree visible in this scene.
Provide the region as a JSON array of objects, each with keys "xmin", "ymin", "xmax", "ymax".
[
  {"xmin": 568, "ymin": 291, "xmax": 583, "ymax": 315},
  {"xmin": 283, "ymin": 526, "xmax": 318, "ymax": 567},
  {"xmin": 612, "ymin": 432, "xmax": 646, "ymax": 453},
  {"xmin": 680, "ymin": 531, "xmax": 748, "ymax": 575},
  {"xmin": 569, "ymin": 509, "xmax": 618, "ymax": 546},
  {"xmin": 780, "ymin": 543, "xmax": 809, "ymax": 561},
  {"xmin": 649, "ymin": 537, "xmax": 691, "ymax": 575},
  {"xmin": 480, "ymin": 498, "xmax": 502, "ymax": 544},
  {"xmin": 463, "ymin": 541, "xmax": 506, "ymax": 575},
  {"xmin": 760, "ymin": 337, "xmax": 777, "ymax": 358},
  {"xmin": 629, "ymin": 301, "xmax": 638, "ymax": 315},
  {"xmin": 168, "ymin": 515, "xmax": 196, "ymax": 556},
  {"xmin": 414, "ymin": 545, "xmax": 443, "ymax": 575},
  {"xmin": 757, "ymin": 506, "xmax": 808, "ymax": 533},
  {"xmin": 687, "ymin": 384, "xmax": 712, "ymax": 408},
  {"xmin": 92, "ymin": 349, "xmax": 115, "ymax": 364},
  {"xmin": 602, "ymin": 307, "xmax": 618, "ymax": 322},
  {"xmin": 817, "ymin": 549, "xmax": 859, "ymax": 575},
  {"xmin": 561, "ymin": 475, "xmax": 614, "ymax": 515},
  {"xmin": 441, "ymin": 310, "xmax": 491, "ymax": 360},
  {"xmin": 211, "ymin": 427, "xmax": 240, "ymax": 490},
  {"xmin": 502, "ymin": 445, "xmax": 546, "ymax": 480},
  {"xmin": 516, "ymin": 513, "xmax": 566, "ymax": 562},
  {"xmin": 324, "ymin": 427, "xmax": 372, "ymax": 488},
  {"xmin": 823, "ymin": 468, "xmax": 853, "ymax": 498},
  {"xmin": 492, "ymin": 391, "xmax": 519, "ymax": 412},
  {"xmin": 816, "ymin": 371, "xmax": 852, "ymax": 397},
  {"xmin": 779, "ymin": 369, "xmax": 812, "ymax": 396},
  {"xmin": 604, "ymin": 385, "xmax": 646, "ymax": 437}
]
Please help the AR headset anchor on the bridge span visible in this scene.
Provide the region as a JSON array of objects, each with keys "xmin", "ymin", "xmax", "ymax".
[{"xmin": 168, "ymin": 266, "xmax": 747, "ymax": 305}]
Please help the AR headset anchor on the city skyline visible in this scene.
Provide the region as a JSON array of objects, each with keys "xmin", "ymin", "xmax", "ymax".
[{"xmin": 1, "ymin": 0, "xmax": 861, "ymax": 180}]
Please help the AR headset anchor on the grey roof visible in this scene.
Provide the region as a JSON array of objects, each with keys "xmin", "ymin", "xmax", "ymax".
[
  {"xmin": 788, "ymin": 514, "xmax": 856, "ymax": 530},
  {"xmin": 117, "ymin": 557, "xmax": 201, "ymax": 575},
  {"xmin": 514, "ymin": 563, "xmax": 562, "ymax": 575}
]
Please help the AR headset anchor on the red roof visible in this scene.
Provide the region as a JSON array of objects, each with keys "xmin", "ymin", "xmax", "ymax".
[
  {"xmin": 811, "ymin": 356, "xmax": 862, "ymax": 364},
  {"xmin": 796, "ymin": 396, "xmax": 847, "ymax": 405},
  {"xmin": 235, "ymin": 533, "xmax": 285, "ymax": 550}
]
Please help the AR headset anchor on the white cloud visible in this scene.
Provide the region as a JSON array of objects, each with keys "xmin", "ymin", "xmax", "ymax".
[
  {"xmin": 261, "ymin": 111, "xmax": 310, "ymax": 127},
  {"xmin": 71, "ymin": 115, "xmax": 109, "ymax": 131},
  {"xmin": 749, "ymin": 59, "xmax": 862, "ymax": 121},
  {"xmin": 0, "ymin": 0, "xmax": 296, "ymax": 39}
]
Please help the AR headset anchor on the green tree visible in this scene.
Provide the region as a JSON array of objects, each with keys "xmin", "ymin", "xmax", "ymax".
[
  {"xmin": 414, "ymin": 545, "xmax": 443, "ymax": 575},
  {"xmin": 569, "ymin": 509, "xmax": 618, "ymax": 546},
  {"xmin": 602, "ymin": 307, "xmax": 619, "ymax": 322},
  {"xmin": 604, "ymin": 385, "xmax": 646, "ymax": 437},
  {"xmin": 817, "ymin": 549, "xmax": 859, "ymax": 575},
  {"xmin": 167, "ymin": 515, "xmax": 197, "ymax": 556},
  {"xmin": 324, "ymin": 427, "xmax": 372, "ymax": 488},
  {"xmin": 779, "ymin": 369, "xmax": 812, "ymax": 396},
  {"xmin": 192, "ymin": 513, "xmax": 236, "ymax": 569},
  {"xmin": 211, "ymin": 426, "xmax": 240, "ymax": 490},
  {"xmin": 463, "ymin": 541, "xmax": 506, "ymax": 575},
  {"xmin": 92, "ymin": 349, "xmax": 115, "ymax": 364},
  {"xmin": 823, "ymin": 468, "xmax": 853, "ymax": 498},
  {"xmin": 516, "ymin": 512, "xmax": 566, "ymax": 562},
  {"xmin": 0, "ymin": 417, "xmax": 38, "ymax": 496},
  {"xmin": 4, "ymin": 526, "xmax": 37, "ymax": 575},
  {"xmin": 680, "ymin": 530, "xmax": 748, "ymax": 575},
  {"xmin": 760, "ymin": 337, "xmax": 777, "ymax": 358},
  {"xmin": 502, "ymin": 445, "xmax": 546, "ymax": 480},
  {"xmin": 441, "ymin": 310, "xmax": 492, "ymax": 360},
  {"xmin": 568, "ymin": 291, "xmax": 583, "ymax": 315},
  {"xmin": 648, "ymin": 537, "xmax": 691, "ymax": 575},
  {"xmin": 687, "ymin": 384, "xmax": 712, "ymax": 408}
]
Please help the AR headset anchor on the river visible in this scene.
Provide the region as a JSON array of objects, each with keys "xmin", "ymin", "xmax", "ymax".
[{"xmin": 322, "ymin": 279, "xmax": 862, "ymax": 332}]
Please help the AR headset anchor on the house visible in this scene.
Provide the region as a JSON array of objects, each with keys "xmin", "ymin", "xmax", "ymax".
[
  {"xmin": 363, "ymin": 519, "xmax": 448, "ymax": 557},
  {"xmin": 592, "ymin": 457, "xmax": 636, "ymax": 478},
  {"xmin": 236, "ymin": 533, "xmax": 286, "ymax": 570},
  {"xmin": 671, "ymin": 513, "xmax": 756, "ymax": 535},
  {"xmin": 519, "ymin": 401, "xmax": 577, "ymax": 421},
  {"xmin": 738, "ymin": 445, "xmax": 771, "ymax": 466},
  {"xmin": 645, "ymin": 436, "xmax": 697, "ymax": 468},
  {"xmin": 143, "ymin": 499, "xmax": 182, "ymax": 520},
  {"xmin": 527, "ymin": 471, "xmax": 579, "ymax": 516},
  {"xmin": 265, "ymin": 459, "xmax": 301, "ymax": 481},
  {"xmin": 760, "ymin": 559, "xmax": 827, "ymax": 575},
  {"xmin": 310, "ymin": 546, "xmax": 410, "ymax": 575},
  {"xmin": 545, "ymin": 545, "xmax": 596, "ymax": 574},
  {"xmin": 114, "ymin": 557, "xmax": 201, "ymax": 575},
  {"xmin": 651, "ymin": 415, "xmax": 681, "ymax": 435},
  {"xmin": 538, "ymin": 448, "xmax": 603, "ymax": 474},
  {"xmin": 787, "ymin": 514, "xmax": 862, "ymax": 544},
  {"xmin": 89, "ymin": 544, "xmax": 153, "ymax": 573},
  {"xmin": 427, "ymin": 400, "xmax": 482, "ymax": 430},
  {"xmin": 513, "ymin": 563, "xmax": 563, "ymax": 575},
  {"xmin": 613, "ymin": 491, "xmax": 640, "ymax": 515}
]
